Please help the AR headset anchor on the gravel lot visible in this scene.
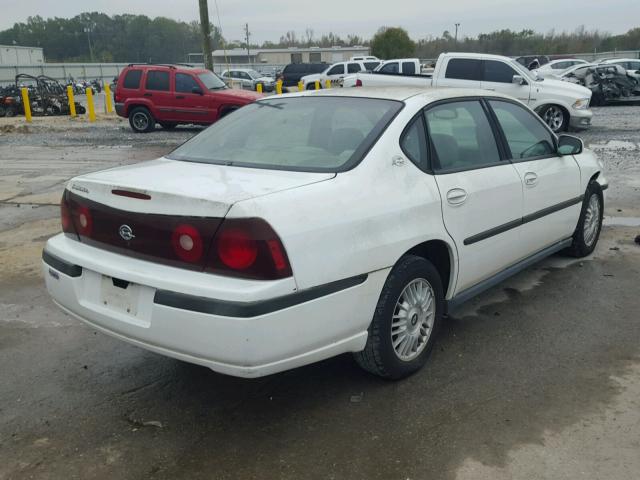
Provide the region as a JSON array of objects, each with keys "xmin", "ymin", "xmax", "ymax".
[{"xmin": 0, "ymin": 105, "xmax": 639, "ymax": 480}]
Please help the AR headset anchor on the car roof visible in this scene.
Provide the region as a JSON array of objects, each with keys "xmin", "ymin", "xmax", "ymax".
[
  {"xmin": 276, "ymin": 86, "xmax": 515, "ymax": 103},
  {"xmin": 126, "ymin": 64, "xmax": 208, "ymax": 74},
  {"xmin": 603, "ymin": 58, "xmax": 638, "ymax": 63},
  {"xmin": 443, "ymin": 52, "xmax": 514, "ymax": 61}
]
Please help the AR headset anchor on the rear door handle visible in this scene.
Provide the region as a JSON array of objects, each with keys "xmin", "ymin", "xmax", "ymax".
[
  {"xmin": 446, "ymin": 188, "xmax": 468, "ymax": 205},
  {"xmin": 524, "ymin": 172, "xmax": 538, "ymax": 186},
  {"xmin": 143, "ymin": 93, "xmax": 152, "ymax": 97}
]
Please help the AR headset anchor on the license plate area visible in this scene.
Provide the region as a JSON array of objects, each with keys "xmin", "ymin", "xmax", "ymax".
[{"xmin": 101, "ymin": 275, "xmax": 140, "ymax": 316}]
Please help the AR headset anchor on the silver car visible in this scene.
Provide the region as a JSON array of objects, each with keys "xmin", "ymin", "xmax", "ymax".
[{"xmin": 221, "ymin": 69, "xmax": 275, "ymax": 92}]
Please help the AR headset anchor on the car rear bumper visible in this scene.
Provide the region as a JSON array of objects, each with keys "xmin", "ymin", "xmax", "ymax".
[
  {"xmin": 115, "ymin": 102, "xmax": 125, "ymax": 117},
  {"xmin": 43, "ymin": 234, "xmax": 385, "ymax": 377}
]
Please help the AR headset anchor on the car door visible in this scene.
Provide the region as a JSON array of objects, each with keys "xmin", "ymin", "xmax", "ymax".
[
  {"xmin": 424, "ymin": 99, "xmax": 524, "ymax": 294},
  {"xmin": 173, "ymin": 72, "xmax": 212, "ymax": 122},
  {"xmin": 481, "ymin": 59, "xmax": 531, "ymax": 103},
  {"xmin": 326, "ymin": 63, "xmax": 346, "ymax": 83},
  {"xmin": 238, "ymin": 71, "xmax": 253, "ymax": 89},
  {"xmin": 488, "ymin": 99, "xmax": 581, "ymax": 254},
  {"xmin": 143, "ymin": 69, "xmax": 176, "ymax": 121},
  {"xmin": 437, "ymin": 58, "xmax": 482, "ymax": 89}
]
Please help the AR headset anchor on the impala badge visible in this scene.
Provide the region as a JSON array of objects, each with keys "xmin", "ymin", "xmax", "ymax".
[{"xmin": 119, "ymin": 224, "xmax": 135, "ymax": 241}]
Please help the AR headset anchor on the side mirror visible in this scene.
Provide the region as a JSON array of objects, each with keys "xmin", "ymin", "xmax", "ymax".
[
  {"xmin": 192, "ymin": 86, "xmax": 203, "ymax": 95},
  {"xmin": 557, "ymin": 134, "xmax": 583, "ymax": 155},
  {"xmin": 512, "ymin": 75, "xmax": 526, "ymax": 85}
]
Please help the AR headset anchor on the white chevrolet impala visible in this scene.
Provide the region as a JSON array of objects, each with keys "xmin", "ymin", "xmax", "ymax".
[{"xmin": 43, "ymin": 88, "xmax": 607, "ymax": 379}]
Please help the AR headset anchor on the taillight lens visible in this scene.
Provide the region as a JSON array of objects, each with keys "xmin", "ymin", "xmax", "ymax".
[
  {"xmin": 60, "ymin": 193, "xmax": 76, "ymax": 236},
  {"xmin": 208, "ymin": 218, "xmax": 292, "ymax": 280},
  {"xmin": 171, "ymin": 224, "xmax": 204, "ymax": 263},
  {"xmin": 355, "ymin": 79, "xmax": 363, "ymax": 87}
]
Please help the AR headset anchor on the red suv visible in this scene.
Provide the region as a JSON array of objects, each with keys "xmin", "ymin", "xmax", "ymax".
[{"xmin": 115, "ymin": 64, "xmax": 262, "ymax": 133}]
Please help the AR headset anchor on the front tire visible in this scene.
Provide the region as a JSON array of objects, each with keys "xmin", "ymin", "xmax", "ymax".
[
  {"xmin": 540, "ymin": 104, "xmax": 568, "ymax": 133},
  {"xmin": 129, "ymin": 106, "xmax": 155, "ymax": 133},
  {"xmin": 354, "ymin": 255, "xmax": 444, "ymax": 380},
  {"xmin": 566, "ymin": 182, "xmax": 603, "ymax": 257}
]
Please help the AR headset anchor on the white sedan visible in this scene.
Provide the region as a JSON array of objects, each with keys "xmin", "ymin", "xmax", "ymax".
[
  {"xmin": 533, "ymin": 58, "xmax": 589, "ymax": 78},
  {"xmin": 43, "ymin": 88, "xmax": 607, "ymax": 380}
]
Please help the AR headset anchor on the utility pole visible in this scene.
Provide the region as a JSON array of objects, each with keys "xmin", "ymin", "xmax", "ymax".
[
  {"xmin": 84, "ymin": 26, "xmax": 94, "ymax": 63},
  {"xmin": 454, "ymin": 23, "xmax": 460, "ymax": 45},
  {"xmin": 198, "ymin": 0, "xmax": 214, "ymax": 71},
  {"xmin": 244, "ymin": 23, "xmax": 251, "ymax": 65}
]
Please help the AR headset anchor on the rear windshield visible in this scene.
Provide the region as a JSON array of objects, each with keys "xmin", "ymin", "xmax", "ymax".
[{"xmin": 168, "ymin": 97, "xmax": 403, "ymax": 172}]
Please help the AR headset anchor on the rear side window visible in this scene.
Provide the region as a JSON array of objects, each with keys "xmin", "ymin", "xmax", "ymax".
[
  {"xmin": 145, "ymin": 70, "xmax": 170, "ymax": 91},
  {"xmin": 364, "ymin": 61, "xmax": 380, "ymax": 71},
  {"xmin": 122, "ymin": 69, "xmax": 142, "ymax": 89},
  {"xmin": 347, "ymin": 63, "xmax": 361, "ymax": 73},
  {"xmin": 483, "ymin": 60, "xmax": 518, "ymax": 83},
  {"xmin": 379, "ymin": 62, "xmax": 399, "ymax": 74},
  {"xmin": 489, "ymin": 100, "xmax": 555, "ymax": 160},
  {"xmin": 424, "ymin": 100, "xmax": 501, "ymax": 171},
  {"xmin": 445, "ymin": 59, "xmax": 482, "ymax": 80},
  {"xmin": 175, "ymin": 73, "xmax": 200, "ymax": 93},
  {"xmin": 400, "ymin": 116, "xmax": 428, "ymax": 170},
  {"xmin": 402, "ymin": 62, "xmax": 416, "ymax": 75}
]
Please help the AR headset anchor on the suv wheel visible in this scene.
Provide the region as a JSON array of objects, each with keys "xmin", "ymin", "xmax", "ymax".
[
  {"xmin": 129, "ymin": 107, "xmax": 155, "ymax": 133},
  {"xmin": 354, "ymin": 255, "xmax": 444, "ymax": 380},
  {"xmin": 565, "ymin": 182, "xmax": 603, "ymax": 257}
]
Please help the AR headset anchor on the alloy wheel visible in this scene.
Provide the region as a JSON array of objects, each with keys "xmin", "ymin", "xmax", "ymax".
[{"xmin": 391, "ymin": 278, "xmax": 436, "ymax": 361}]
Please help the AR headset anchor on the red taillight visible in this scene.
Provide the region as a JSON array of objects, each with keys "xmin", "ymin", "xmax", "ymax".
[
  {"xmin": 208, "ymin": 218, "xmax": 292, "ymax": 280},
  {"xmin": 74, "ymin": 205, "xmax": 93, "ymax": 237},
  {"xmin": 217, "ymin": 228, "xmax": 258, "ymax": 270},
  {"xmin": 60, "ymin": 195, "xmax": 72, "ymax": 233},
  {"xmin": 355, "ymin": 79, "xmax": 363, "ymax": 87},
  {"xmin": 171, "ymin": 224, "xmax": 204, "ymax": 263}
]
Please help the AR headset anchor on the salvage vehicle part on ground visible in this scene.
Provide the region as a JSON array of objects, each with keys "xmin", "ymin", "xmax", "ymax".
[{"xmin": 562, "ymin": 64, "xmax": 640, "ymax": 105}]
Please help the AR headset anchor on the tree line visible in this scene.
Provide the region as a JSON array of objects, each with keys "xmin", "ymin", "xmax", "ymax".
[{"xmin": 0, "ymin": 13, "xmax": 638, "ymax": 63}]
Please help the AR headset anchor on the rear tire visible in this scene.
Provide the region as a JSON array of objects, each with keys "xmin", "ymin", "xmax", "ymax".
[
  {"xmin": 354, "ymin": 255, "xmax": 444, "ymax": 380},
  {"xmin": 565, "ymin": 182, "xmax": 603, "ymax": 257},
  {"xmin": 129, "ymin": 106, "xmax": 155, "ymax": 133}
]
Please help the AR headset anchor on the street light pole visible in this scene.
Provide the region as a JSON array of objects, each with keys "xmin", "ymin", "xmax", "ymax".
[{"xmin": 454, "ymin": 23, "xmax": 460, "ymax": 45}]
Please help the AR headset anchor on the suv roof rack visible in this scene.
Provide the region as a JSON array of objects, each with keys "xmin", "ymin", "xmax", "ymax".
[{"xmin": 127, "ymin": 63, "xmax": 196, "ymax": 68}]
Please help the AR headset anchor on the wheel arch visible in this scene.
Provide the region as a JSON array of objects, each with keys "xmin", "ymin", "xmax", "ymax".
[
  {"xmin": 401, "ymin": 239, "xmax": 456, "ymax": 298},
  {"xmin": 125, "ymin": 102, "xmax": 154, "ymax": 117}
]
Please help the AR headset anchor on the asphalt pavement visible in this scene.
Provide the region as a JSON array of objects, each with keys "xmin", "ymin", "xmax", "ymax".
[{"xmin": 0, "ymin": 106, "xmax": 639, "ymax": 480}]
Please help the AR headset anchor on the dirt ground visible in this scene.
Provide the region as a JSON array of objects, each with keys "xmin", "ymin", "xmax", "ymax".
[{"xmin": 0, "ymin": 106, "xmax": 639, "ymax": 480}]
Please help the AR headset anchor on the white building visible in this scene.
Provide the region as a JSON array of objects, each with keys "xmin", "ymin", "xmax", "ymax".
[
  {"xmin": 188, "ymin": 46, "xmax": 370, "ymax": 65},
  {"xmin": 0, "ymin": 45, "xmax": 44, "ymax": 65}
]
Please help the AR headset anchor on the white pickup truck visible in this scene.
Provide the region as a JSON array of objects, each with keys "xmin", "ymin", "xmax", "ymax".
[{"xmin": 342, "ymin": 52, "xmax": 593, "ymax": 132}]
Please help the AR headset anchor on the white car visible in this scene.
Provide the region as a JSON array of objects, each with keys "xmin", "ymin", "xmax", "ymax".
[
  {"xmin": 351, "ymin": 55, "xmax": 380, "ymax": 62},
  {"xmin": 533, "ymin": 59, "xmax": 589, "ymax": 78},
  {"xmin": 43, "ymin": 88, "xmax": 607, "ymax": 380},
  {"xmin": 220, "ymin": 69, "xmax": 275, "ymax": 92},
  {"xmin": 300, "ymin": 60, "xmax": 380, "ymax": 89},
  {"xmin": 601, "ymin": 58, "xmax": 640, "ymax": 80}
]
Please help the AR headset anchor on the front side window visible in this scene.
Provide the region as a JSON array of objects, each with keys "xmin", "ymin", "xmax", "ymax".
[
  {"xmin": 176, "ymin": 73, "xmax": 200, "ymax": 93},
  {"xmin": 168, "ymin": 97, "xmax": 403, "ymax": 172},
  {"xmin": 400, "ymin": 116, "xmax": 428, "ymax": 170},
  {"xmin": 489, "ymin": 100, "xmax": 555, "ymax": 160},
  {"xmin": 445, "ymin": 59, "xmax": 482, "ymax": 81},
  {"xmin": 483, "ymin": 60, "xmax": 518, "ymax": 83},
  {"xmin": 327, "ymin": 64, "xmax": 345, "ymax": 75},
  {"xmin": 145, "ymin": 70, "xmax": 170, "ymax": 91},
  {"xmin": 122, "ymin": 69, "xmax": 142, "ymax": 89},
  {"xmin": 424, "ymin": 100, "xmax": 501, "ymax": 171},
  {"xmin": 379, "ymin": 62, "xmax": 399, "ymax": 74}
]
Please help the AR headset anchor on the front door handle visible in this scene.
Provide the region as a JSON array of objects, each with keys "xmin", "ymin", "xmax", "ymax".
[
  {"xmin": 446, "ymin": 188, "xmax": 468, "ymax": 205},
  {"xmin": 524, "ymin": 172, "xmax": 538, "ymax": 186},
  {"xmin": 143, "ymin": 93, "xmax": 152, "ymax": 97}
]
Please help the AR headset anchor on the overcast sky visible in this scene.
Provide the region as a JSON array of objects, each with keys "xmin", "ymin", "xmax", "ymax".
[{"xmin": 1, "ymin": 0, "xmax": 638, "ymax": 43}]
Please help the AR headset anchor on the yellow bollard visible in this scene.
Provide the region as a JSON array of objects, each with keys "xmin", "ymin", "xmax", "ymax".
[
  {"xmin": 86, "ymin": 87, "xmax": 96, "ymax": 122},
  {"xmin": 325, "ymin": 79, "xmax": 332, "ymax": 89},
  {"xmin": 20, "ymin": 87, "xmax": 32, "ymax": 123},
  {"xmin": 104, "ymin": 83, "xmax": 113, "ymax": 114},
  {"xmin": 256, "ymin": 83, "xmax": 263, "ymax": 94},
  {"xmin": 298, "ymin": 81, "xmax": 304, "ymax": 92},
  {"xmin": 276, "ymin": 80, "xmax": 283, "ymax": 95},
  {"xmin": 314, "ymin": 80, "xmax": 320, "ymax": 90},
  {"xmin": 66, "ymin": 85, "xmax": 76, "ymax": 117}
]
